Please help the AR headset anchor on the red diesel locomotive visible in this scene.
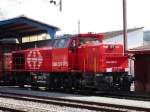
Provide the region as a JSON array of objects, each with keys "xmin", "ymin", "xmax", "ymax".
[{"xmin": 1, "ymin": 33, "xmax": 133, "ymax": 91}]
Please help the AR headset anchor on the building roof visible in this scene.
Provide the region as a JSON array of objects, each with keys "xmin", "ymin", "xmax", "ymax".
[
  {"xmin": 128, "ymin": 45, "xmax": 150, "ymax": 54},
  {"xmin": 103, "ymin": 27, "xmax": 143, "ymax": 39},
  {"xmin": 0, "ymin": 16, "xmax": 60, "ymax": 39}
]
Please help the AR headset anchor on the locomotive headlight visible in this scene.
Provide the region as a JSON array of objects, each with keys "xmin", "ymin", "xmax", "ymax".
[
  {"xmin": 106, "ymin": 68, "xmax": 112, "ymax": 72},
  {"xmin": 125, "ymin": 68, "xmax": 129, "ymax": 72}
]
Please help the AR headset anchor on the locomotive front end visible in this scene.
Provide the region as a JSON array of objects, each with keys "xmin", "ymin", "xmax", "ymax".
[{"xmin": 78, "ymin": 43, "xmax": 133, "ymax": 91}]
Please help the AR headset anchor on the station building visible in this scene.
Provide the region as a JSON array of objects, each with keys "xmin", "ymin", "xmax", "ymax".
[{"xmin": 0, "ymin": 16, "xmax": 59, "ymax": 78}]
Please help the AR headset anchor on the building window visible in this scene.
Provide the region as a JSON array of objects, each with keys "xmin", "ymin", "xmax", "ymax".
[{"xmin": 22, "ymin": 33, "xmax": 51, "ymax": 43}]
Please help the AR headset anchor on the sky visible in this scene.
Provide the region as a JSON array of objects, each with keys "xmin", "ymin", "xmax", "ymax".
[{"xmin": 0, "ymin": 0, "xmax": 150, "ymax": 35}]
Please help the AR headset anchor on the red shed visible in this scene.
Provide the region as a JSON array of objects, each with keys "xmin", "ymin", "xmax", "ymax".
[{"xmin": 129, "ymin": 45, "xmax": 150, "ymax": 92}]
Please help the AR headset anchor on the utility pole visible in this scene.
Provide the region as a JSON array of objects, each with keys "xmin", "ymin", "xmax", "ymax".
[
  {"xmin": 59, "ymin": 0, "xmax": 62, "ymax": 12},
  {"xmin": 123, "ymin": 0, "xmax": 127, "ymax": 54},
  {"xmin": 78, "ymin": 20, "xmax": 80, "ymax": 34}
]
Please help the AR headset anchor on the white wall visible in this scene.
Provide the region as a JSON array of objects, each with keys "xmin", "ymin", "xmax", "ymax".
[{"xmin": 103, "ymin": 29, "xmax": 143, "ymax": 50}]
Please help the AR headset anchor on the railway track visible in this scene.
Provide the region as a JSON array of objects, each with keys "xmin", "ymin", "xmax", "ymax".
[
  {"xmin": 2, "ymin": 86, "xmax": 150, "ymax": 101},
  {"xmin": 0, "ymin": 91, "xmax": 149, "ymax": 112}
]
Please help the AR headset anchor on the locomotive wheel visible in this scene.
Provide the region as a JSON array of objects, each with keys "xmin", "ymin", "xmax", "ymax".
[
  {"xmin": 18, "ymin": 84, "xmax": 25, "ymax": 88},
  {"xmin": 31, "ymin": 86, "xmax": 38, "ymax": 90},
  {"xmin": 31, "ymin": 83, "xmax": 38, "ymax": 90}
]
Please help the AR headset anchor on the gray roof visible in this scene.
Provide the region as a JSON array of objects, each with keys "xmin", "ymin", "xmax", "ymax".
[{"xmin": 102, "ymin": 27, "xmax": 143, "ymax": 39}]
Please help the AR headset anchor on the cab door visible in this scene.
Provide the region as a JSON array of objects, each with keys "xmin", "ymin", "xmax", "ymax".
[{"xmin": 68, "ymin": 38, "xmax": 79, "ymax": 70}]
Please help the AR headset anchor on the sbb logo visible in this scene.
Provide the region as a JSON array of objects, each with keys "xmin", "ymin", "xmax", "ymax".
[{"xmin": 27, "ymin": 50, "xmax": 43, "ymax": 69}]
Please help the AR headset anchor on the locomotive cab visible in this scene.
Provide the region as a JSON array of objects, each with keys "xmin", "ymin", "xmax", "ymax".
[{"xmin": 51, "ymin": 34, "xmax": 132, "ymax": 91}]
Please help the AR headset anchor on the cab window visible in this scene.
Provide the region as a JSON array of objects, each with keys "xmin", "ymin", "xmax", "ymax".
[
  {"xmin": 78, "ymin": 37, "xmax": 100, "ymax": 46},
  {"xmin": 54, "ymin": 38, "xmax": 69, "ymax": 48}
]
